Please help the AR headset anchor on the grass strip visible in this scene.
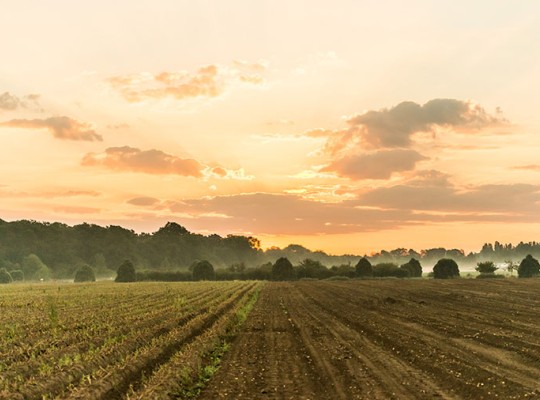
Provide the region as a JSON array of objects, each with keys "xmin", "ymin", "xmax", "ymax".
[{"xmin": 175, "ymin": 284, "xmax": 262, "ymax": 399}]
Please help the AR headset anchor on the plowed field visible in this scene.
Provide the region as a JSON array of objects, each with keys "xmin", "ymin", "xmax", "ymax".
[{"xmin": 201, "ymin": 279, "xmax": 540, "ymax": 400}]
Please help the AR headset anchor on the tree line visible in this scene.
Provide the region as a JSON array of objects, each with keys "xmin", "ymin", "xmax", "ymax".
[{"xmin": 1, "ymin": 219, "xmax": 540, "ymax": 281}]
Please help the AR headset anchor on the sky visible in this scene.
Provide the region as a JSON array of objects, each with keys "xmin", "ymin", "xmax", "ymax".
[{"xmin": 1, "ymin": 1, "xmax": 540, "ymax": 255}]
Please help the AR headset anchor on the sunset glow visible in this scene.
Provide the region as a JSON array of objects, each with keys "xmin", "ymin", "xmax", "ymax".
[{"xmin": 2, "ymin": 1, "xmax": 540, "ymax": 254}]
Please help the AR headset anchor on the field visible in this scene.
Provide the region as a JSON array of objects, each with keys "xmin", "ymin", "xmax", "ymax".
[
  {"xmin": 0, "ymin": 281, "xmax": 261, "ymax": 399},
  {"xmin": 1, "ymin": 279, "xmax": 540, "ymax": 399},
  {"xmin": 202, "ymin": 279, "xmax": 540, "ymax": 400}
]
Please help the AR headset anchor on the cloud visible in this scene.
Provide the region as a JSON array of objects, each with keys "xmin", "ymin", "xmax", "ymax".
[
  {"xmin": 160, "ymin": 193, "xmax": 408, "ymax": 234},
  {"xmin": 1, "ymin": 116, "xmax": 102, "ymax": 141},
  {"xmin": 232, "ymin": 60, "xmax": 268, "ymax": 73},
  {"xmin": 0, "ymin": 92, "xmax": 21, "ymax": 110},
  {"xmin": 124, "ymin": 180, "xmax": 540, "ymax": 236},
  {"xmin": 0, "ymin": 92, "xmax": 41, "ymax": 111},
  {"xmin": 358, "ymin": 174, "xmax": 540, "ymax": 216},
  {"xmin": 0, "ymin": 187, "xmax": 101, "ymax": 199},
  {"xmin": 41, "ymin": 190, "xmax": 101, "ymax": 198},
  {"xmin": 305, "ymin": 99, "xmax": 504, "ymax": 156},
  {"xmin": 321, "ymin": 149, "xmax": 427, "ymax": 180},
  {"xmin": 346, "ymin": 98, "xmax": 504, "ymax": 148},
  {"xmin": 82, "ymin": 146, "xmax": 253, "ymax": 180},
  {"xmin": 264, "ymin": 119, "xmax": 295, "ymax": 128},
  {"xmin": 127, "ymin": 197, "xmax": 161, "ymax": 206},
  {"xmin": 211, "ymin": 166, "xmax": 227, "ymax": 177},
  {"xmin": 206, "ymin": 166, "xmax": 254, "ymax": 180},
  {"xmin": 108, "ymin": 62, "xmax": 266, "ymax": 103},
  {"xmin": 512, "ymin": 165, "xmax": 540, "ymax": 172},
  {"xmin": 82, "ymin": 146, "xmax": 204, "ymax": 177}
]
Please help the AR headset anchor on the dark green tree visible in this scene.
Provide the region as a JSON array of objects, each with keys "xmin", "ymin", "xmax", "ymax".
[
  {"xmin": 400, "ymin": 258, "xmax": 422, "ymax": 277},
  {"xmin": 192, "ymin": 260, "xmax": 215, "ymax": 281},
  {"xmin": 296, "ymin": 258, "xmax": 331, "ymax": 279},
  {"xmin": 355, "ymin": 257, "xmax": 373, "ymax": 277},
  {"xmin": 9, "ymin": 270, "xmax": 24, "ymax": 281},
  {"xmin": 272, "ymin": 257, "xmax": 295, "ymax": 281},
  {"xmin": 0, "ymin": 268, "xmax": 12, "ymax": 284},
  {"xmin": 115, "ymin": 260, "xmax": 137, "ymax": 282},
  {"xmin": 475, "ymin": 261, "xmax": 497, "ymax": 274},
  {"xmin": 517, "ymin": 254, "xmax": 540, "ymax": 278},
  {"xmin": 433, "ymin": 258, "xmax": 460, "ymax": 279},
  {"xmin": 74, "ymin": 265, "xmax": 96, "ymax": 282}
]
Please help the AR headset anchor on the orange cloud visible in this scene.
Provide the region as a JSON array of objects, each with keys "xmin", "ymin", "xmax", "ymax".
[
  {"xmin": 206, "ymin": 166, "xmax": 254, "ymax": 180},
  {"xmin": 127, "ymin": 197, "xmax": 161, "ymax": 206},
  {"xmin": 0, "ymin": 187, "xmax": 101, "ymax": 199},
  {"xmin": 124, "ymin": 182, "xmax": 540, "ymax": 236},
  {"xmin": 41, "ymin": 190, "xmax": 101, "ymax": 198},
  {"xmin": 108, "ymin": 62, "xmax": 265, "ymax": 103},
  {"xmin": 82, "ymin": 146, "xmax": 204, "ymax": 177},
  {"xmin": 163, "ymin": 193, "xmax": 405, "ymax": 234},
  {"xmin": 512, "ymin": 165, "xmax": 540, "ymax": 171},
  {"xmin": 1, "ymin": 116, "xmax": 102, "ymax": 141},
  {"xmin": 211, "ymin": 166, "xmax": 227, "ymax": 177},
  {"xmin": 321, "ymin": 149, "xmax": 427, "ymax": 180},
  {"xmin": 82, "ymin": 146, "xmax": 254, "ymax": 180}
]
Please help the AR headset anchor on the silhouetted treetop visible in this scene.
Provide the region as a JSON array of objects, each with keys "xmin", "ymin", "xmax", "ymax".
[
  {"xmin": 355, "ymin": 257, "xmax": 373, "ymax": 277},
  {"xmin": 155, "ymin": 222, "xmax": 189, "ymax": 236}
]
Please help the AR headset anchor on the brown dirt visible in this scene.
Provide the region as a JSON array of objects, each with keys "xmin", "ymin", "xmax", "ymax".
[{"xmin": 199, "ymin": 279, "xmax": 540, "ymax": 400}]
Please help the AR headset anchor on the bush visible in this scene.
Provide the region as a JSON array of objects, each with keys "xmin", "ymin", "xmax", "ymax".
[
  {"xmin": 9, "ymin": 270, "xmax": 24, "ymax": 281},
  {"xmin": 400, "ymin": 258, "xmax": 423, "ymax": 277},
  {"xmin": 331, "ymin": 263, "xmax": 356, "ymax": 278},
  {"xmin": 192, "ymin": 260, "xmax": 215, "ymax": 281},
  {"xmin": 0, "ymin": 268, "xmax": 13, "ymax": 284},
  {"xmin": 21, "ymin": 254, "xmax": 48, "ymax": 280},
  {"xmin": 517, "ymin": 254, "xmax": 540, "ymax": 278},
  {"xmin": 74, "ymin": 265, "xmax": 96, "ymax": 282},
  {"xmin": 115, "ymin": 260, "xmax": 137, "ymax": 282},
  {"xmin": 272, "ymin": 257, "xmax": 295, "ymax": 281},
  {"xmin": 476, "ymin": 261, "xmax": 497, "ymax": 274},
  {"xmin": 373, "ymin": 263, "xmax": 409, "ymax": 278},
  {"xmin": 355, "ymin": 257, "xmax": 373, "ymax": 277},
  {"xmin": 433, "ymin": 258, "xmax": 460, "ymax": 279},
  {"xmin": 245, "ymin": 263, "xmax": 272, "ymax": 280}
]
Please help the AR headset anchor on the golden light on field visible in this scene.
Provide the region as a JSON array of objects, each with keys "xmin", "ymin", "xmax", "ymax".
[{"xmin": 1, "ymin": 1, "xmax": 540, "ymax": 254}]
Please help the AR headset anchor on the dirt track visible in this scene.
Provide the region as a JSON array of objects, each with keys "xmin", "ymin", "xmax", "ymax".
[{"xmin": 200, "ymin": 280, "xmax": 540, "ymax": 399}]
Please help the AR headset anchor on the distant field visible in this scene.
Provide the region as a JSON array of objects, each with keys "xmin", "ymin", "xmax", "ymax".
[{"xmin": 1, "ymin": 279, "xmax": 540, "ymax": 399}]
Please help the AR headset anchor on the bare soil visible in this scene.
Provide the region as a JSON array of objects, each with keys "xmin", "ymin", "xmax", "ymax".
[{"xmin": 200, "ymin": 279, "xmax": 540, "ymax": 400}]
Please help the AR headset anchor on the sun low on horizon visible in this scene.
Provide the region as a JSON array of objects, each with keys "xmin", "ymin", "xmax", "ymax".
[{"xmin": 1, "ymin": 1, "xmax": 540, "ymax": 255}]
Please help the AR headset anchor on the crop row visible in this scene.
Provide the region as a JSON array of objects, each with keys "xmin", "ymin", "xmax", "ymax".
[{"xmin": 0, "ymin": 281, "xmax": 260, "ymax": 399}]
